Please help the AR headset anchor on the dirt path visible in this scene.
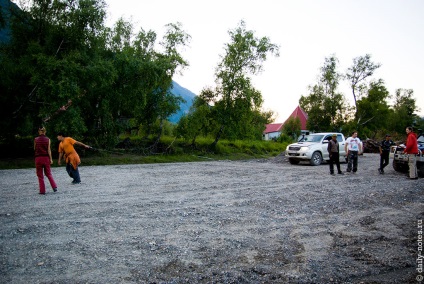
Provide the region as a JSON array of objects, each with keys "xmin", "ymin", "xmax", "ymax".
[{"xmin": 0, "ymin": 154, "xmax": 422, "ymax": 283}]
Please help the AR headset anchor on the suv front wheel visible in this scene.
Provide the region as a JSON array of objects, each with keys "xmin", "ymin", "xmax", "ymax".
[
  {"xmin": 393, "ymin": 159, "xmax": 407, "ymax": 172},
  {"xmin": 310, "ymin": 151, "xmax": 323, "ymax": 166}
]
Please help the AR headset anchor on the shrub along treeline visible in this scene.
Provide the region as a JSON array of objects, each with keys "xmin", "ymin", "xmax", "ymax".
[{"xmin": 0, "ymin": 135, "xmax": 288, "ymax": 169}]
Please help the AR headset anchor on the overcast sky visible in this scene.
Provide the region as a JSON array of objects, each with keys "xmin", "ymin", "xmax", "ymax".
[{"xmin": 105, "ymin": 0, "xmax": 424, "ymax": 121}]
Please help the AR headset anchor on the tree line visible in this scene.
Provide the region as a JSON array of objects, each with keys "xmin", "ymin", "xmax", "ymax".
[
  {"xmin": 1, "ymin": 0, "xmax": 190, "ymax": 149},
  {"xmin": 0, "ymin": 0, "xmax": 278, "ymax": 152},
  {"xmin": 298, "ymin": 54, "xmax": 422, "ymax": 139},
  {"xmin": 0, "ymin": 0, "xmax": 421, "ymax": 156}
]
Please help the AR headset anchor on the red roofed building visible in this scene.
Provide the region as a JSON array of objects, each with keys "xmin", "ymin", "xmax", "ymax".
[
  {"xmin": 263, "ymin": 123, "xmax": 283, "ymax": 140},
  {"xmin": 283, "ymin": 105, "xmax": 308, "ymax": 131},
  {"xmin": 263, "ymin": 106, "xmax": 309, "ymax": 140}
]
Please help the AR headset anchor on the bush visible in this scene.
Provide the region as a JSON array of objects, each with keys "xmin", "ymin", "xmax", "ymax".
[
  {"xmin": 277, "ymin": 133, "xmax": 294, "ymax": 144},
  {"xmin": 0, "ymin": 135, "xmax": 290, "ymax": 169},
  {"xmin": 0, "ymin": 136, "xmax": 34, "ymax": 158}
]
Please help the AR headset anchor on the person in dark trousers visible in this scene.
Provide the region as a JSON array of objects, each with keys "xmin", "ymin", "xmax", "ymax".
[
  {"xmin": 34, "ymin": 126, "xmax": 57, "ymax": 194},
  {"xmin": 345, "ymin": 131, "xmax": 363, "ymax": 173},
  {"xmin": 378, "ymin": 134, "xmax": 395, "ymax": 174},
  {"xmin": 404, "ymin": 126, "xmax": 418, "ymax": 179},
  {"xmin": 57, "ymin": 133, "xmax": 90, "ymax": 184},
  {"xmin": 327, "ymin": 134, "xmax": 344, "ymax": 175}
]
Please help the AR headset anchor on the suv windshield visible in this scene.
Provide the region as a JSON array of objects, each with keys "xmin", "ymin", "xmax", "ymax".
[{"xmin": 299, "ymin": 134, "xmax": 324, "ymax": 143}]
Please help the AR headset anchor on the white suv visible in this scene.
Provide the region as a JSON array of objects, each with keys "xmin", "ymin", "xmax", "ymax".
[{"xmin": 285, "ymin": 133, "xmax": 346, "ymax": 166}]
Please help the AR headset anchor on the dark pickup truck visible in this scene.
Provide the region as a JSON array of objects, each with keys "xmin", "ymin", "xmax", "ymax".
[{"xmin": 392, "ymin": 131, "xmax": 424, "ymax": 177}]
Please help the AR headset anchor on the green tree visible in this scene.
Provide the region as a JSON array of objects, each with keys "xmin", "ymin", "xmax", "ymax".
[
  {"xmin": 209, "ymin": 20, "xmax": 279, "ymax": 147},
  {"xmin": 415, "ymin": 116, "xmax": 424, "ymax": 133},
  {"xmin": 1, "ymin": 0, "xmax": 111, "ymax": 142},
  {"xmin": 355, "ymin": 79, "xmax": 391, "ymax": 138},
  {"xmin": 346, "ymin": 54, "xmax": 381, "ymax": 122},
  {"xmin": 300, "ymin": 85, "xmax": 330, "ymax": 132},
  {"xmin": 320, "ymin": 55, "xmax": 346, "ymax": 130},
  {"xmin": 300, "ymin": 55, "xmax": 346, "ymax": 132},
  {"xmin": 176, "ymin": 89, "xmax": 214, "ymax": 145},
  {"xmin": 136, "ymin": 23, "xmax": 190, "ymax": 142},
  {"xmin": 0, "ymin": 0, "xmax": 190, "ymax": 150},
  {"xmin": 389, "ymin": 88, "xmax": 419, "ymax": 133},
  {"xmin": 282, "ymin": 116, "xmax": 301, "ymax": 140}
]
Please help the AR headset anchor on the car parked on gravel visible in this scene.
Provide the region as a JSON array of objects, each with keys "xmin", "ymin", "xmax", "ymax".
[
  {"xmin": 392, "ymin": 131, "xmax": 424, "ymax": 177},
  {"xmin": 285, "ymin": 133, "xmax": 346, "ymax": 166}
]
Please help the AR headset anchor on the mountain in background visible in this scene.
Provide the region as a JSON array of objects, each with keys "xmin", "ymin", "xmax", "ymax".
[
  {"xmin": 0, "ymin": 0, "xmax": 18, "ymax": 43},
  {"xmin": 0, "ymin": 0, "xmax": 196, "ymax": 124},
  {"xmin": 168, "ymin": 81, "xmax": 196, "ymax": 123}
]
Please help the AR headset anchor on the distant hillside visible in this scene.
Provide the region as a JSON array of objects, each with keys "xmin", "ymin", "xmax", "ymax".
[
  {"xmin": 0, "ymin": 0, "xmax": 18, "ymax": 44},
  {"xmin": 168, "ymin": 81, "xmax": 196, "ymax": 123}
]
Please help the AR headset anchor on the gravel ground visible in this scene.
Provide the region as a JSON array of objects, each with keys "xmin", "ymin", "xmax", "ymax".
[{"xmin": 0, "ymin": 153, "xmax": 423, "ymax": 284}]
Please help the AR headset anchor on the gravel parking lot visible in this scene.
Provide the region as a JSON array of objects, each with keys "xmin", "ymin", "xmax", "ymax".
[{"xmin": 0, "ymin": 153, "xmax": 422, "ymax": 283}]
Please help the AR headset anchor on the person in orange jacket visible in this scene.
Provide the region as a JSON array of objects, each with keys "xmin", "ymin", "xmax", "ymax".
[
  {"xmin": 57, "ymin": 133, "xmax": 90, "ymax": 184},
  {"xmin": 403, "ymin": 126, "xmax": 418, "ymax": 179}
]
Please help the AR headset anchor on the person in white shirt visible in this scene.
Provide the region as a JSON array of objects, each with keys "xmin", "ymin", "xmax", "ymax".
[{"xmin": 345, "ymin": 131, "xmax": 362, "ymax": 173}]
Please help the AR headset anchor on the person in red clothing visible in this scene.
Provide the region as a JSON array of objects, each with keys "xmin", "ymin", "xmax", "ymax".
[
  {"xmin": 403, "ymin": 126, "xmax": 419, "ymax": 179},
  {"xmin": 34, "ymin": 126, "xmax": 57, "ymax": 194}
]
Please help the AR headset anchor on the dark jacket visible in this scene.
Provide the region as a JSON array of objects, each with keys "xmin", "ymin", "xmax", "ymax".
[
  {"xmin": 327, "ymin": 139, "xmax": 339, "ymax": 153},
  {"xmin": 380, "ymin": 139, "xmax": 395, "ymax": 152}
]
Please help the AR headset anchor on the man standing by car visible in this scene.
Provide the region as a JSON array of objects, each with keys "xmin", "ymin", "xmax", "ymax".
[
  {"xmin": 404, "ymin": 126, "xmax": 418, "ymax": 179},
  {"xmin": 327, "ymin": 134, "xmax": 343, "ymax": 175},
  {"xmin": 345, "ymin": 131, "xmax": 362, "ymax": 173},
  {"xmin": 378, "ymin": 134, "xmax": 395, "ymax": 174}
]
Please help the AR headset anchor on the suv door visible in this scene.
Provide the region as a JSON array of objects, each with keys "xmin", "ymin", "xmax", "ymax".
[
  {"xmin": 321, "ymin": 134, "xmax": 332, "ymax": 160},
  {"xmin": 337, "ymin": 134, "xmax": 346, "ymax": 158}
]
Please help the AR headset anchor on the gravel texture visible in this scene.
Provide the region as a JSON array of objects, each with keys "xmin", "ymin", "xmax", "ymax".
[{"xmin": 0, "ymin": 153, "xmax": 423, "ymax": 283}]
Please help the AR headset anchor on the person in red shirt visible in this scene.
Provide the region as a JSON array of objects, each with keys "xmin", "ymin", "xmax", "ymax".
[
  {"xmin": 403, "ymin": 126, "xmax": 419, "ymax": 179},
  {"xmin": 34, "ymin": 127, "xmax": 57, "ymax": 194}
]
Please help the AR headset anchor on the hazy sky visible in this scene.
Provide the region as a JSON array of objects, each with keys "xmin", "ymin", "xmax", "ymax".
[{"xmin": 105, "ymin": 0, "xmax": 424, "ymax": 121}]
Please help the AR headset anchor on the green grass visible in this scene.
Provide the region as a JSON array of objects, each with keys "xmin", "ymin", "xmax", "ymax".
[{"xmin": 0, "ymin": 136, "xmax": 289, "ymax": 170}]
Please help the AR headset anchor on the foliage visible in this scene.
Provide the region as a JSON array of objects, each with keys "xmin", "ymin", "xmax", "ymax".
[
  {"xmin": 300, "ymin": 55, "xmax": 346, "ymax": 132},
  {"xmin": 282, "ymin": 116, "xmax": 301, "ymax": 140},
  {"xmin": 0, "ymin": 135, "xmax": 288, "ymax": 169},
  {"xmin": 0, "ymin": 0, "xmax": 189, "ymax": 149},
  {"xmin": 300, "ymin": 53, "xmax": 420, "ymax": 140},
  {"xmin": 174, "ymin": 92, "xmax": 215, "ymax": 144},
  {"xmin": 354, "ymin": 79, "xmax": 391, "ymax": 138},
  {"xmin": 389, "ymin": 88, "xmax": 420, "ymax": 133},
  {"xmin": 346, "ymin": 54, "xmax": 381, "ymax": 121},
  {"xmin": 276, "ymin": 133, "xmax": 295, "ymax": 144},
  {"xmin": 175, "ymin": 21, "xmax": 279, "ymax": 147},
  {"xmin": 319, "ymin": 56, "xmax": 346, "ymax": 130},
  {"xmin": 193, "ymin": 21, "xmax": 280, "ymax": 147},
  {"xmin": 1, "ymin": 2, "xmax": 422, "ymax": 157}
]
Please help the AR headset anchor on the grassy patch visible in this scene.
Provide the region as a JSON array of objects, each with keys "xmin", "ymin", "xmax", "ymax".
[{"xmin": 0, "ymin": 136, "xmax": 288, "ymax": 169}]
